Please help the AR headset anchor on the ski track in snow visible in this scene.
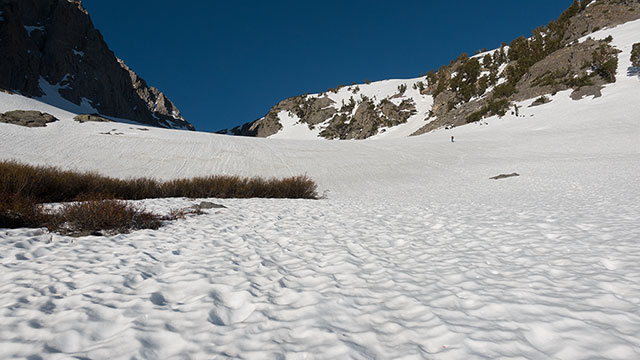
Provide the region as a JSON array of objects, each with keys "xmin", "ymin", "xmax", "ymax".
[{"xmin": 1, "ymin": 18, "xmax": 640, "ymax": 360}]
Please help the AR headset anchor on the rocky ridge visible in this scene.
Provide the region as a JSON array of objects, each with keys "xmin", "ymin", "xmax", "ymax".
[
  {"xmin": 413, "ymin": 0, "xmax": 637, "ymax": 135},
  {"xmin": 0, "ymin": 0, "xmax": 194, "ymax": 130},
  {"xmin": 223, "ymin": 0, "xmax": 640, "ymax": 140}
]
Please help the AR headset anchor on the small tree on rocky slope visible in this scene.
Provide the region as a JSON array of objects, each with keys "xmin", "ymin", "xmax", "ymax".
[
  {"xmin": 631, "ymin": 43, "xmax": 640, "ymax": 67},
  {"xmin": 592, "ymin": 43, "xmax": 619, "ymax": 83}
]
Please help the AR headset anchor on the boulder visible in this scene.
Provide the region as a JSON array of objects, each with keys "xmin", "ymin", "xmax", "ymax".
[
  {"xmin": 0, "ymin": 110, "xmax": 58, "ymax": 127},
  {"xmin": 73, "ymin": 114, "xmax": 111, "ymax": 123}
]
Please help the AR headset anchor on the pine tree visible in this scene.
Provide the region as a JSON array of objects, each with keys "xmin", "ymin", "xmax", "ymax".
[
  {"xmin": 631, "ymin": 43, "xmax": 640, "ymax": 68},
  {"xmin": 483, "ymin": 53, "xmax": 493, "ymax": 68},
  {"xmin": 592, "ymin": 44, "xmax": 618, "ymax": 83},
  {"xmin": 508, "ymin": 37, "xmax": 530, "ymax": 62}
]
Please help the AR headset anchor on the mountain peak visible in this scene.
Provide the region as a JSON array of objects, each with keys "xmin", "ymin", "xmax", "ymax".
[{"xmin": 0, "ymin": 0, "xmax": 194, "ymax": 130}]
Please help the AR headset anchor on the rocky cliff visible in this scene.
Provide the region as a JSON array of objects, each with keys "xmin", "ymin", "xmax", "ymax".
[
  {"xmin": 0, "ymin": 0, "xmax": 194, "ymax": 130},
  {"xmin": 413, "ymin": 0, "xmax": 640, "ymax": 135},
  {"xmin": 222, "ymin": 0, "xmax": 640, "ymax": 140}
]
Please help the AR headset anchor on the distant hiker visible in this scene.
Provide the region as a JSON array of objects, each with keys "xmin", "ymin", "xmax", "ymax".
[{"xmin": 451, "ymin": 135, "xmax": 455, "ymax": 143}]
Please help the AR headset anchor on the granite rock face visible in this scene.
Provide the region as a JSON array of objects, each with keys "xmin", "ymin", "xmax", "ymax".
[{"xmin": 0, "ymin": 0, "xmax": 194, "ymax": 130}]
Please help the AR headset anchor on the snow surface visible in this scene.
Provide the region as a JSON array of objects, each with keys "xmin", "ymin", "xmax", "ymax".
[
  {"xmin": 268, "ymin": 110, "xmax": 323, "ymax": 140},
  {"xmin": 1, "ymin": 19, "xmax": 640, "ymax": 360},
  {"xmin": 24, "ymin": 25, "xmax": 45, "ymax": 36},
  {"xmin": 37, "ymin": 77, "xmax": 98, "ymax": 115}
]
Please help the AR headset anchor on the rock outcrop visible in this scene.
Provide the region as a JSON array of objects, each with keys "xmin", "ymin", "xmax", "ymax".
[
  {"xmin": 412, "ymin": 0, "xmax": 640, "ymax": 135},
  {"xmin": 224, "ymin": 88, "xmax": 417, "ymax": 140},
  {"xmin": 0, "ymin": 0, "xmax": 194, "ymax": 130},
  {"xmin": 319, "ymin": 98, "xmax": 416, "ymax": 140},
  {"xmin": 0, "ymin": 110, "xmax": 57, "ymax": 127},
  {"xmin": 224, "ymin": 95, "xmax": 338, "ymax": 137},
  {"xmin": 73, "ymin": 114, "xmax": 110, "ymax": 123}
]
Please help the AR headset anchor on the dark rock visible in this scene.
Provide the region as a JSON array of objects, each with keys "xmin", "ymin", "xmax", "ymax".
[
  {"xmin": 570, "ymin": 85, "xmax": 603, "ymax": 100},
  {"xmin": 73, "ymin": 113, "xmax": 111, "ymax": 123},
  {"xmin": 0, "ymin": 110, "xmax": 57, "ymax": 127},
  {"xmin": 529, "ymin": 96, "xmax": 552, "ymax": 107},
  {"xmin": 222, "ymin": 113, "xmax": 282, "ymax": 138},
  {"xmin": 223, "ymin": 95, "xmax": 338, "ymax": 137},
  {"xmin": 490, "ymin": 173, "xmax": 520, "ymax": 180},
  {"xmin": 0, "ymin": 0, "xmax": 194, "ymax": 130},
  {"xmin": 150, "ymin": 292, "xmax": 167, "ymax": 306}
]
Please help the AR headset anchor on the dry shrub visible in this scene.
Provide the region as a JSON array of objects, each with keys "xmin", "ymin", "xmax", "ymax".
[
  {"xmin": 51, "ymin": 199, "xmax": 161, "ymax": 235},
  {"xmin": 164, "ymin": 206, "xmax": 203, "ymax": 220},
  {"xmin": 265, "ymin": 175, "xmax": 319, "ymax": 199},
  {"xmin": 1, "ymin": 161, "xmax": 319, "ymax": 233},
  {"xmin": 0, "ymin": 161, "xmax": 319, "ymax": 201},
  {"xmin": 0, "ymin": 193, "xmax": 49, "ymax": 228},
  {"xmin": 1, "ymin": 194, "xmax": 200, "ymax": 235},
  {"xmin": 161, "ymin": 174, "xmax": 318, "ymax": 199},
  {"xmin": 0, "ymin": 161, "xmax": 118, "ymax": 202}
]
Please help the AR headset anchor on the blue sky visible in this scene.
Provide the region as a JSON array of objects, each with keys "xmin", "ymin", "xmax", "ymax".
[{"xmin": 82, "ymin": 1, "xmax": 572, "ymax": 132}]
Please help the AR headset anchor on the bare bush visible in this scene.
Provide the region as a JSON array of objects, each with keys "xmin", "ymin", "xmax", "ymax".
[
  {"xmin": 51, "ymin": 200, "xmax": 161, "ymax": 235},
  {"xmin": 0, "ymin": 161, "xmax": 319, "ymax": 202},
  {"xmin": 0, "ymin": 193, "xmax": 49, "ymax": 228},
  {"xmin": 0, "ymin": 161, "xmax": 320, "ymax": 234}
]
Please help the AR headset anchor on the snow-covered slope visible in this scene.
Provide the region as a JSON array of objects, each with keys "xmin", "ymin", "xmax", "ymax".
[
  {"xmin": 0, "ymin": 18, "xmax": 639, "ymax": 360},
  {"xmin": 225, "ymin": 2, "xmax": 640, "ymax": 141},
  {"xmin": 2, "ymin": 18, "xmax": 639, "ymax": 193},
  {"xmin": 229, "ymin": 76, "xmax": 436, "ymax": 141},
  {"xmin": 267, "ymin": 78, "xmax": 435, "ymax": 140}
]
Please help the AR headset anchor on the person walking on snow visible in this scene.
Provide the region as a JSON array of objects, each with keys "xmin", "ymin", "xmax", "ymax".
[{"xmin": 451, "ymin": 135, "xmax": 455, "ymax": 143}]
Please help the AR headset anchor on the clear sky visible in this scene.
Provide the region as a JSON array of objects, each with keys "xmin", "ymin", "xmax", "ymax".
[{"xmin": 82, "ymin": 1, "xmax": 572, "ymax": 132}]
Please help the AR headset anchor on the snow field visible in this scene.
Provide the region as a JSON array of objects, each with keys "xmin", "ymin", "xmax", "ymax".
[
  {"xmin": 269, "ymin": 111, "xmax": 323, "ymax": 140},
  {"xmin": 0, "ymin": 17, "xmax": 639, "ymax": 360},
  {"xmin": 1, "ymin": 194, "xmax": 639, "ymax": 359}
]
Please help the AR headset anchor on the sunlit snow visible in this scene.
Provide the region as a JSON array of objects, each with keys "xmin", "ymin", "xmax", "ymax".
[{"xmin": 0, "ymin": 18, "xmax": 639, "ymax": 360}]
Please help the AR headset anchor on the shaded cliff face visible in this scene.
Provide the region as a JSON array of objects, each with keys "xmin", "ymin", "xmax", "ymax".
[{"xmin": 0, "ymin": 0, "xmax": 194, "ymax": 130}]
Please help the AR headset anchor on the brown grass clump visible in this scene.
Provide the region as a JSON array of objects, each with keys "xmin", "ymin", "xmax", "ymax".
[
  {"xmin": 0, "ymin": 160, "xmax": 319, "ymax": 202},
  {"xmin": 0, "ymin": 160, "xmax": 320, "ymax": 234},
  {"xmin": 163, "ymin": 206, "xmax": 204, "ymax": 221},
  {"xmin": 51, "ymin": 200, "xmax": 162, "ymax": 235},
  {"xmin": 161, "ymin": 175, "xmax": 318, "ymax": 199},
  {"xmin": 0, "ymin": 193, "xmax": 49, "ymax": 229},
  {"xmin": 1, "ymin": 194, "xmax": 163, "ymax": 235}
]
